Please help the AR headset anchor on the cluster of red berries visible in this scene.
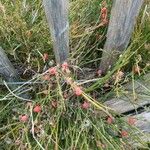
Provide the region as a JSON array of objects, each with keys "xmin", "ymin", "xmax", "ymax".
[
  {"xmin": 42, "ymin": 61, "xmax": 90, "ymax": 110},
  {"xmin": 19, "ymin": 105, "xmax": 42, "ymax": 122},
  {"xmin": 42, "ymin": 61, "xmax": 70, "ymax": 82}
]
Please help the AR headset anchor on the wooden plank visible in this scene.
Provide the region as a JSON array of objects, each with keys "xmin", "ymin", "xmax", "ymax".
[
  {"xmin": 133, "ymin": 112, "xmax": 150, "ymax": 133},
  {"xmin": 102, "ymin": 74, "xmax": 150, "ymax": 147},
  {"xmin": 104, "ymin": 73, "xmax": 150, "ymax": 114},
  {"xmin": 99, "ymin": 0, "xmax": 144, "ymax": 73},
  {"xmin": 43, "ymin": 0, "xmax": 69, "ymax": 64},
  {"xmin": 126, "ymin": 112, "xmax": 150, "ymax": 147},
  {"xmin": 105, "ymin": 96, "xmax": 150, "ymax": 114}
]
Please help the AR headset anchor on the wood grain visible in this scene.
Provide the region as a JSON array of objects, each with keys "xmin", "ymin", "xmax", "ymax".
[{"xmin": 100, "ymin": 0, "xmax": 144, "ymax": 73}]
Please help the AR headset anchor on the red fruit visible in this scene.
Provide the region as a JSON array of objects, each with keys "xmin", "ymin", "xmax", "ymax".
[
  {"xmin": 81, "ymin": 101, "xmax": 90, "ymax": 109},
  {"xmin": 101, "ymin": 7, "xmax": 107, "ymax": 14},
  {"xmin": 33, "ymin": 105, "xmax": 42, "ymax": 113},
  {"xmin": 43, "ymin": 53, "xmax": 49, "ymax": 61},
  {"xmin": 121, "ymin": 130, "xmax": 128, "ymax": 138},
  {"xmin": 101, "ymin": 7, "xmax": 108, "ymax": 21},
  {"xmin": 62, "ymin": 62, "xmax": 71, "ymax": 73},
  {"xmin": 48, "ymin": 67, "xmax": 57, "ymax": 75},
  {"xmin": 20, "ymin": 115, "xmax": 28, "ymax": 122},
  {"xmin": 74, "ymin": 86, "xmax": 83, "ymax": 96},
  {"xmin": 100, "ymin": 7, "xmax": 108, "ymax": 25},
  {"xmin": 62, "ymin": 62, "xmax": 69, "ymax": 70},
  {"xmin": 106, "ymin": 116, "xmax": 113, "ymax": 124},
  {"xmin": 128, "ymin": 117, "xmax": 137, "ymax": 125}
]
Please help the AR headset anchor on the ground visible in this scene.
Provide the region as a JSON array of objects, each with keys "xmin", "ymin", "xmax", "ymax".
[{"xmin": 0, "ymin": 0, "xmax": 150, "ymax": 149}]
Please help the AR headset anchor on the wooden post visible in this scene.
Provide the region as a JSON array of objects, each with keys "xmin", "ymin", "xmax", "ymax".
[
  {"xmin": 0, "ymin": 47, "xmax": 18, "ymax": 82},
  {"xmin": 0, "ymin": 47, "xmax": 30, "ymax": 100},
  {"xmin": 99, "ymin": 0, "xmax": 144, "ymax": 73},
  {"xmin": 43, "ymin": 0, "xmax": 69, "ymax": 64}
]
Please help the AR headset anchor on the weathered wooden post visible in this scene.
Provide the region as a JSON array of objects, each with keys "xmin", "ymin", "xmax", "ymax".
[
  {"xmin": 0, "ymin": 47, "xmax": 29, "ymax": 99},
  {"xmin": 99, "ymin": 0, "xmax": 144, "ymax": 73},
  {"xmin": 43, "ymin": 0, "xmax": 69, "ymax": 64},
  {"xmin": 0, "ymin": 47, "xmax": 18, "ymax": 83}
]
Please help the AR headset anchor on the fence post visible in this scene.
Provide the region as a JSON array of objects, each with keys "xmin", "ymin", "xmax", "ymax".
[
  {"xmin": 0, "ymin": 47, "xmax": 30, "ymax": 100},
  {"xmin": 99, "ymin": 0, "xmax": 144, "ymax": 73},
  {"xmin": 43, "ymin": 0, "xmax": 69, "ymax": 64}
]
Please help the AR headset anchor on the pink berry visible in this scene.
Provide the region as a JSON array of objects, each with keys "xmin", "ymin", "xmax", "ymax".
[
  {"xmin": 62, "ymin": 62, "xmax": 70, "ymax": 73},
  {"xmin": 81, "ymin": 101, "xmax": 90, "ymax": 109},
  {"xmin": 127, "ymin": 117, "xmax": 137, "ymax": 125},
  {"xmin": 74, "ymin": 86, "xmax": 83, "ymax": 96},
  {"xmin": 20, "ymin": 115, "xmax": 28, "ymax": 122},
  {"xmin": 106, "ymin": 116, "xmax": 114, "ymax": 124},
  {"xmin": 121, "ymin": 130, "xmax": 128, "ymax": 138},
  {"xmin": 62, "ymin": 62, "xmax": 69, "ymax": 70},
  {"xmin": 101, "ymin": 7, "xmax": 107, "ymax": 14},
  {"xmin": 48, "ymin": 67, "xmax": 57, "ymax": 75},
  {"xmin": 33, "ymin": 105, "xmax": 42, "ymax": 113}
]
